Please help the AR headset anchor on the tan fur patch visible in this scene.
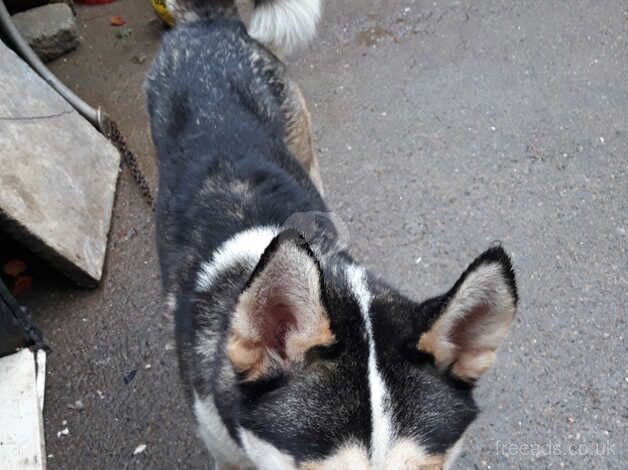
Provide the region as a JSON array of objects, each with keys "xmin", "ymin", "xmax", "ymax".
[
  {"xmin": 282, "ymin": 82, "xmax": 324, "ymax": 194},
  {"xmin": 301, "ymin": 443, "xmax": 369, "ymax": 469},
  {"xmin": 451, "ymin": 350, "xmax": 496, "ymax": 381},
  {"xmin": 418, "ymin": 328, "xmax": 455, "ymax": 369},
  {"xmin": 302, "ymin": 440, "xmax": 449, "ymax": 470},
  {"xmin": 227, "ymin": 314, "xmax": 335, "ymax": 382},
  {"xmin": 417, "ymin": 262, "xmax": 516, "ymax": 381},
  {"xmin": 417, "ymin": 330, "xmax": 438, "ymax": 357},
  {"xmin": 418, "ymin": 327, "xmax": 498, "ymax": 383},
  {"xmin": 285, "ymin": 314, "xmax": 335, "ymax": 361},
  {"xmin": 227, "ymin": 240, "xmax": 334, "ymax": 381},
  {"xmin": 385, "ymin": 439, "xmax": 445, "ymax": 470},
  {"xmin": 226, "ymin": 334, "xmax": 267, "ymax": 381}
]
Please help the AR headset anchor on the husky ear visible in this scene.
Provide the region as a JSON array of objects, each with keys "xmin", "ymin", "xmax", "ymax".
[
  {"xmin": 227, "ymin": 229, "xmax": 335, "ymax": 381},
  {"xmin": 418, "ymin": 247, "xmax": 518, "ymax": 383}
]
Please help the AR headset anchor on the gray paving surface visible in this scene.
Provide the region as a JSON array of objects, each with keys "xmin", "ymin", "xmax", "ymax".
[{"xmin": 6, "ymin": 0, "xmax": 626, "ymax": 468}]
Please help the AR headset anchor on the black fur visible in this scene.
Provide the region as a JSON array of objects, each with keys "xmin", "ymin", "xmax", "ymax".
[
  {"xmin": 237, "ymin": 262, "xmax": 373, "ymax": 461},
  {"xmin": 146, "ymin": 6, "xmax": 518, "ymax": 467},
  {"xmin": 368, "ymin": 280, "xmax": 479, "ymax": 455},
  {"xmin": 146, "ymin": 15, "xmax": 371, "ymax": 460},
  {"xmin": 146, "ymin": 17, "xmax": 325, "ymax": 292}
]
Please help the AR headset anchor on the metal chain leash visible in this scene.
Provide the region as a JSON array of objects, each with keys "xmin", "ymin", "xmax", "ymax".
[
  {"xmin": 0, "ymin": 1, "xmax": 154, "ymax": 209},
  {"xmin": 100, "ymin": 114, "xmax": 155, "ymax": 211}
]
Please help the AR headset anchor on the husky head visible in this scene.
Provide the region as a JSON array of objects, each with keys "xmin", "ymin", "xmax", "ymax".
[{"xmin": 219, "ymin": 228, "xmax": 517, "ymax": 469}]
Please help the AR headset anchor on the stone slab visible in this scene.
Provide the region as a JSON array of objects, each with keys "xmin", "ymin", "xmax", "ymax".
[
  {"xmin": 11, "ymin": 3, "xmax": 79, "ymax": 62},
  {"xmin": 0, "ymin": 41, "xmax": 119, "ymax": 287},
  {"xmin": 0, "ymin": 349, "xmax": 46, "ymax": 470}
]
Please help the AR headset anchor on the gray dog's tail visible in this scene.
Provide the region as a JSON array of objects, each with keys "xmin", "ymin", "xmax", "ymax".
[{"xmin": 166, "ymin": 0, "xmax": 322, "ymax": 55}]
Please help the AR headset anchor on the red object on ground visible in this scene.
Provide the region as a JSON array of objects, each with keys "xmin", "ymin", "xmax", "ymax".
[
  {"xmin": 76, "ymin": 0, "xmax": 116, "ymax": 5},
  {"xmin": 110, "ymin": 16, "xmax": 125, "ymax": 26}
]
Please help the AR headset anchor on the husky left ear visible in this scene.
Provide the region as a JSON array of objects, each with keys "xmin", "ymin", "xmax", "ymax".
[
  {"xmin": 418, "ymin": 247, "xmax": 518, "ymax": 382},
  {"xmin": 227, "ymin": 229, "xmax": 335, "ymax": 381}
]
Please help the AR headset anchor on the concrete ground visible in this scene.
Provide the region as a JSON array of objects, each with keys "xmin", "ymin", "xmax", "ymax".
[{"xmin": 6, "ymin": 0, "xmax": 626, "ymax": 468}]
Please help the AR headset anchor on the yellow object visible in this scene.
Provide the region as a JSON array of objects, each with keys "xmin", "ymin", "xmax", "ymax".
[{"xmin": 151, "ymin": 0, "xmax": 174, "ymax": 27}]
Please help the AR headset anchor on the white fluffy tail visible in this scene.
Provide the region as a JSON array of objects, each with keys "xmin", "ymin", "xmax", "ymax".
[{"xmin": 248, "ymin": 0, "xmax": 322, "ymax": 56}]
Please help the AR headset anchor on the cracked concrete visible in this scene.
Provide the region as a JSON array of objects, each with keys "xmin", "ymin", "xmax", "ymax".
[
  {"xmin": 4, "ymin": 0, "xmax": 626, "ymax": 469},
  {"xmin": 0, "ymin": 110, "xmax": 74, "ymax": 121}
]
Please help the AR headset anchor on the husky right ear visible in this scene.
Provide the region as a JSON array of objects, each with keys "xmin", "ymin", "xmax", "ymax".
[
  {"xmin": 418, "ymin": 247, "xmax": 518, "ymax": 383},
  {"xmin": 227, "ymin": 230, "xmax": 335, "ymax": 381}
]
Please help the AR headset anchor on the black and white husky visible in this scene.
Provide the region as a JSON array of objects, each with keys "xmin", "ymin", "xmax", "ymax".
[{"xmin": 146, "ymin": 1, "xmax": 518, "ymax": 468}]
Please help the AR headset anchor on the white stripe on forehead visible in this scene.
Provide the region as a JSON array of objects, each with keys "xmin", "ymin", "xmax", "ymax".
[
  {"xmin": 196, "ymin": 225, "xmax": 280, "ymax": 291},
  {"xmin": 347, "ymin": 265, "xmax": 394, "ymax": 468}
]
